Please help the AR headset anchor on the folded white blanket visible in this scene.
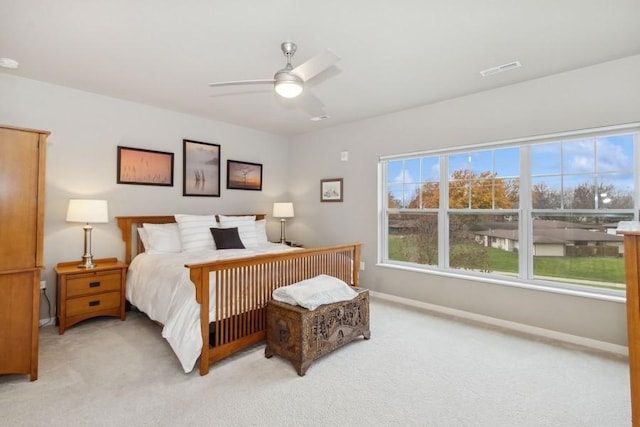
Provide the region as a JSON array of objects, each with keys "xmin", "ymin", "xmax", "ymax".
[{"xmin": 272, "ymin": 274, "xmax": 358, "ymax": 311}]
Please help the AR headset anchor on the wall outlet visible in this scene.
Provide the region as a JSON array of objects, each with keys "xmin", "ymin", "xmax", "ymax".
[
  {"xmin": 40, "ymin": 280, "xmax": 46, "ymax": 290},
  {"xmin": 360, "ymin": 261, "xmax": 365, "ymax": 271}
]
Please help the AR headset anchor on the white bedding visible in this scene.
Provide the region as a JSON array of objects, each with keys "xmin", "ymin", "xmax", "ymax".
[{"xmin": 126, "ymin": 243, "xmax": 299, "ymax": 373}]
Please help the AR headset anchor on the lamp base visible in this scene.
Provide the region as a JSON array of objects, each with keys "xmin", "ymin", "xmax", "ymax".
[
  {"xmin": 280, "ymin": 218, "xmax": 287, "ymax": 244},
  {"xmin": 78, "ymin": 255, "xmax": 95, "ymax": 269},
  {"xmin": 78, "ymin": 224, "xmax": 96, "ymax": 268}
]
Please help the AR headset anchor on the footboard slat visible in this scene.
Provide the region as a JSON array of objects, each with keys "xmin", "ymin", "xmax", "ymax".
[{"xmin": 187, "ymin": 243, "xmax": 361, "ymax": 376}]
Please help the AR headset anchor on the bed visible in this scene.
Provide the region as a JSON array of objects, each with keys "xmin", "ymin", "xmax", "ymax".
[{"xmin": 116, "ymin": 214, "xmax": 361, "ymax": 375}]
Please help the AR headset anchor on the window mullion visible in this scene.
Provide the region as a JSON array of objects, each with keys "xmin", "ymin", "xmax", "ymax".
[
  {"xmin": 520, "ymin": 145, "xmax": 532, "ymax": 280},
  {"xmin": 440, "ymin": 154, "xmax": 449, "ymax": 269},
  {"xmin": 379, "ymin": 161, "xmax": 389, "ymax": 263}
]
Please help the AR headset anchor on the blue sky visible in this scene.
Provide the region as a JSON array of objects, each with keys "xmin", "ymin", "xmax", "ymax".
[{"xmin": 387, "ymin": 134, "xmax": 635, "ymax": 205}]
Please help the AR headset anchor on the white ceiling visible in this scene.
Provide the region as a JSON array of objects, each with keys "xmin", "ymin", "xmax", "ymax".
[{"xmin": 2, "ymin": 0, "xmax": 640, "ymax": 136}]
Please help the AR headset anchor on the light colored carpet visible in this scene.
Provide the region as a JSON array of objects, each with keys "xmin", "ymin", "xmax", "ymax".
[{"xmin": 0, "ymin": 298, "xmax": 631, "ymax": 427}]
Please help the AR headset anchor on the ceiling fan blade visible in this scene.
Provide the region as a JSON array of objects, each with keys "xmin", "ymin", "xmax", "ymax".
[
  {"xmin": 296, "ymin": 90, "xmax": 328, "ymax": 118},
  {"xmin": 291, "ymin": 49, "xmax": 340, "ymax": 82},
  {"xmin": 208, "ymin": 79, "xmax": 274, "ymax": 88}
]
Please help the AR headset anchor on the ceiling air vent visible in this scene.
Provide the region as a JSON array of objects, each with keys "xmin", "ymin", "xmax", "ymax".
[
  {"xmin": 0, "ymin": 58, "xmax": 19, "ymax": 69},
  {"xmin": 480, "ymin": 61, "xmax": 522, "ymax": 77}
]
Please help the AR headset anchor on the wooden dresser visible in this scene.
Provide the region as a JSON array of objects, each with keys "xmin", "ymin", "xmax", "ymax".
[{"xmin": 0, "ymin": 125, "xmax": 48, "ymax": 381}]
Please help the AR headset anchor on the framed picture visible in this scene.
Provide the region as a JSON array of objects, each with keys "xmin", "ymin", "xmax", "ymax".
[
  {"xmin": 320, "ymin": 178, "xmax": 343, "ymax": 202},
  {"xmin": 117, "ymin": 146, "xmax": 174, "ymax": 186},
  {"xmin": 183, "ymin": 139, "xmax": 221, "ymax": 197},
  {"xmin": 227, "ymin": 160, "xmax": 263, "ymax": 191}
]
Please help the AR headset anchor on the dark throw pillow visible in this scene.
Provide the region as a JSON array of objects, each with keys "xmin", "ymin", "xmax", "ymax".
[{"xmin": 210, "ymin": 227, "xmax": 245, "ymax": 249}]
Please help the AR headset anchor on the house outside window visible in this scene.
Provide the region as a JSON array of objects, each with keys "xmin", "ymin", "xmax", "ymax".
[{"xmin": 380, "ymin": 124, "xmax": 638, "ymax": 295}]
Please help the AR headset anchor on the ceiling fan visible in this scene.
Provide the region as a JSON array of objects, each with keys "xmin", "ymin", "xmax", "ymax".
[{"xmin": 208, "ymin": 42, "xmax": 340, "ymax": 118}]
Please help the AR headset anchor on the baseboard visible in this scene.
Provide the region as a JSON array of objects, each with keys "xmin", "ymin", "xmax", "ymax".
[{"xmin": 370, "ymin": 291, "xmax": 628, "ymax": 357}]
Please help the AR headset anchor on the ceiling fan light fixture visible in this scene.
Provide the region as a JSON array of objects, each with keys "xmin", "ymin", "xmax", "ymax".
[
  {"xmin": 274, "ymin": 71, "xmax": 303, "ymax": 98},
  {"xmin": 208, "ymin": 41, "xmax": 340, "ymax": 116},
  {"xmin": 274, "ymin": 80, "xmax": 303, "ymax": 98}
]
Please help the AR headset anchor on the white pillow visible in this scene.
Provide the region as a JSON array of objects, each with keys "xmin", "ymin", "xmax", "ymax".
[
  {"xmin": 218, "ymin": 214, "xmax": 255, "ymax": 223},
  {"xmin": 142, "ymin": 222, "xmax": 182, "ymax": 253},
  {"xmin": 137, "ymin": 227, "xmax": 150, "ymax": 250},
  {"xmin": 174, "ymin": 214, "xmax": 218, "ymax": 251},
  {"xmin": 255, "ymin": 219, "xmax": 269, "ymax": 245},
  {"xmin": 218, "ymin": 215, "xmax": 258, "ymax": 248}
]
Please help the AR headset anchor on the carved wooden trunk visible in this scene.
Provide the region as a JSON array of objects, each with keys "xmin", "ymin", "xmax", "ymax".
[{"xmin": 265, "ymin": 288, "xmax": 370, "ymax": 376}]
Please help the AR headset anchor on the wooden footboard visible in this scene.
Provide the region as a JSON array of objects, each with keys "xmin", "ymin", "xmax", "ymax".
[
  {"xmin": 116, "ymin": 215, "xmax": 361, "ymax": 376},
  {"xmin": 187, "ymin": 243, "xmax": 361, "ymax": 376}
]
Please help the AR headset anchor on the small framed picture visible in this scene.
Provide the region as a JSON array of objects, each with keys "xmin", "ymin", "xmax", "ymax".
[
  {"xmin": 183, "ymin": 139, "xmax": 221, "ymax": 197},
  {"xmin": 320, "ymin": 178, "xmax": 343, "ymax": 202},
  {"xmin": 227, "ymin": 160, "xmax": 263, "ymax": 191},
  {"xmin": 117, "ymin": 146, "xmax": 174, "ymax": 186}
]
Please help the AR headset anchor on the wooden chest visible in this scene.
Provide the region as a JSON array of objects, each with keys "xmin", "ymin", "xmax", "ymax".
[{"xmin": 265, "ymin": 288, "xmax": 370, "ymax": 376}]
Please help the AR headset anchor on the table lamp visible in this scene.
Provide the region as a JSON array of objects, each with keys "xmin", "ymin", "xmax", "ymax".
[
  {"xmin": 272, "ymin": 202, "xmax": 294, "ymax": 244},
  {"xmin": 66, "ymin": 199, "xmax": 109, "ymax": 268}
]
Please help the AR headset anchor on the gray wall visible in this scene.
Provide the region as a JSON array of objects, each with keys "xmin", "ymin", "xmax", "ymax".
[
  {"xmin": 288, "ymin": 54, "xmax": 640, "ymax": 347},
  {"xmin": 0, "ymin": 74, "xmax": 292, "ymax": 319}
]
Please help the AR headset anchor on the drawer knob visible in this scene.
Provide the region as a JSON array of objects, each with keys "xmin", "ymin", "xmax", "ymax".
[
  {"xmin": 88, "ymin": 300, "xmax": 101, "ymax": 307},
  {"xmin": 89, "ymin": 281, "xmax": 101, "ymax": 288}
]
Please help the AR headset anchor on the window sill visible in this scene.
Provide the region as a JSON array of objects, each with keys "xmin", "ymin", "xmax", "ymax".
[{"xmin": 376, "ymin": 261, "xmax": 626, "ymax": 304}]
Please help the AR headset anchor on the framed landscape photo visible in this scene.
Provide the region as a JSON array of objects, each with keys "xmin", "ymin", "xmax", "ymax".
[
  {"xmin": 183, "ymin": 139, "xmax": 221, "ymax": 197},
  {"xmin": 117, "ymin": 146, "xmax": 174, "ymax": 186},
  {"xmin": 320, "ymin": 178, "xmax": 343, "ymax": 202},
  {"xmin": 227, "ymin": 160, "xmax": 263, "ymax": 191}
]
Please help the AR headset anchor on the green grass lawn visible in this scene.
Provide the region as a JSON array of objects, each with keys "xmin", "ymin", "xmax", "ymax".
[
  {"xmin": 389, "ymin": 236, "xmax": 625, "ymax": 285},
  {"xmin": 533, "ymin": 255, "xmax": 625, "ymax": 284},
  {"xmin": 487, "ymin": 247, "xmax": 624, "ymax": 284}
]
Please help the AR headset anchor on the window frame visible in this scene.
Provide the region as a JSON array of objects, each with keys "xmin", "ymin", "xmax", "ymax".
[{"xmin": 378, "ymin": 123, "xmax": 640, "ymax": 300}]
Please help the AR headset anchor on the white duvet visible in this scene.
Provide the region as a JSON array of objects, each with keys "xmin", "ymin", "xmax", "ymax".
[{"xmin": 126, "ymin": 243, "xmax": 299, "ymax": 373}]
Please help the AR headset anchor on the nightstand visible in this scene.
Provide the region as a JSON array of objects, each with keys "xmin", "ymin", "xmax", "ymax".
[{"xmin": 55, "ymin": 257, "xmax": 127, "ymax": 334}]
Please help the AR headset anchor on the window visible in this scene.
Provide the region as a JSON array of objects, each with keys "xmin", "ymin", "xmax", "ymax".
[
  {"xmin": 380, "ymin": 125, "xmax": 638, "ymax": 295},
  {"xmin": 387, "ymin": 156, "xmax": 439, "ymax": 266}
]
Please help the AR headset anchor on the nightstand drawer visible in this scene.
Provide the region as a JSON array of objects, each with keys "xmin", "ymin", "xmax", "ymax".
[
  {"xmin": 66, "ymin": 271, "xmax": 121, "ymax": 298},
  {"xmin": 66, "ymin": 292, "xmax": 121, "ymax": 317}
]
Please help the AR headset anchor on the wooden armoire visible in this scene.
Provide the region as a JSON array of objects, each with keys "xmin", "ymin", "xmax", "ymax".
[{"xmin": 0, "ymin": 125, "xmax": 48, "ymax": 381}]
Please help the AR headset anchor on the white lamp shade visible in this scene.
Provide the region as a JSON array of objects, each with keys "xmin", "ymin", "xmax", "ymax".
[
  {"xmin": 66, "ymin": 199, "xmax": 109, "ymax": 223},
  {"xmin": 272, "ymin": 202, "xmax": 294, "ymax": 218}
]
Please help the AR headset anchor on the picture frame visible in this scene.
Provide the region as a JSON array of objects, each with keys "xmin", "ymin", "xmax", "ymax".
[
  {"xmin": 183, "ymin": 139, "xmax": 221, "ymax": 197},
  {"xmin": 320, "ymin": 178, "xmax": 343, "ymax": 202},
  {"xmin": 117, "ymin": 146, "xmax": 174, "ymax": 186},
  {"xmin": 227, "ymin": 160, "xmax": 263, "ymax": 191}
]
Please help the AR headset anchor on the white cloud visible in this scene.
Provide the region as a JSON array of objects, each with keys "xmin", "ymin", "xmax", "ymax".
[{"xmin": 394, "ymin": 169, "xmax": 413, "ymax": 184}]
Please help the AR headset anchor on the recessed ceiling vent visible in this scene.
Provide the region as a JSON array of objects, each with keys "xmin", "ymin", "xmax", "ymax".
[
  {"xmin": 0, "ymin": 58, "xmax": 19, "ymax": 69},
  {"xmin": 480, "ymin": 61, "xmax": 522, "ymax": 77}
]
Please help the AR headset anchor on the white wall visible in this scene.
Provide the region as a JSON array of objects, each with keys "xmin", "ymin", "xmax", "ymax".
[
  {"xmin": 289, "ymin": 55, "xmax": 640, "ymax": 346},
  {"xmin": 0, "ymin": 74, "xmax": 291, "ymax": 319}
]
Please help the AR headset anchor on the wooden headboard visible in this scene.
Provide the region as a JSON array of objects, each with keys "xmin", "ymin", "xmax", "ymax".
[{"xmin": 116, "ymin": 214, "xmax": 266, "ymax": 264}]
